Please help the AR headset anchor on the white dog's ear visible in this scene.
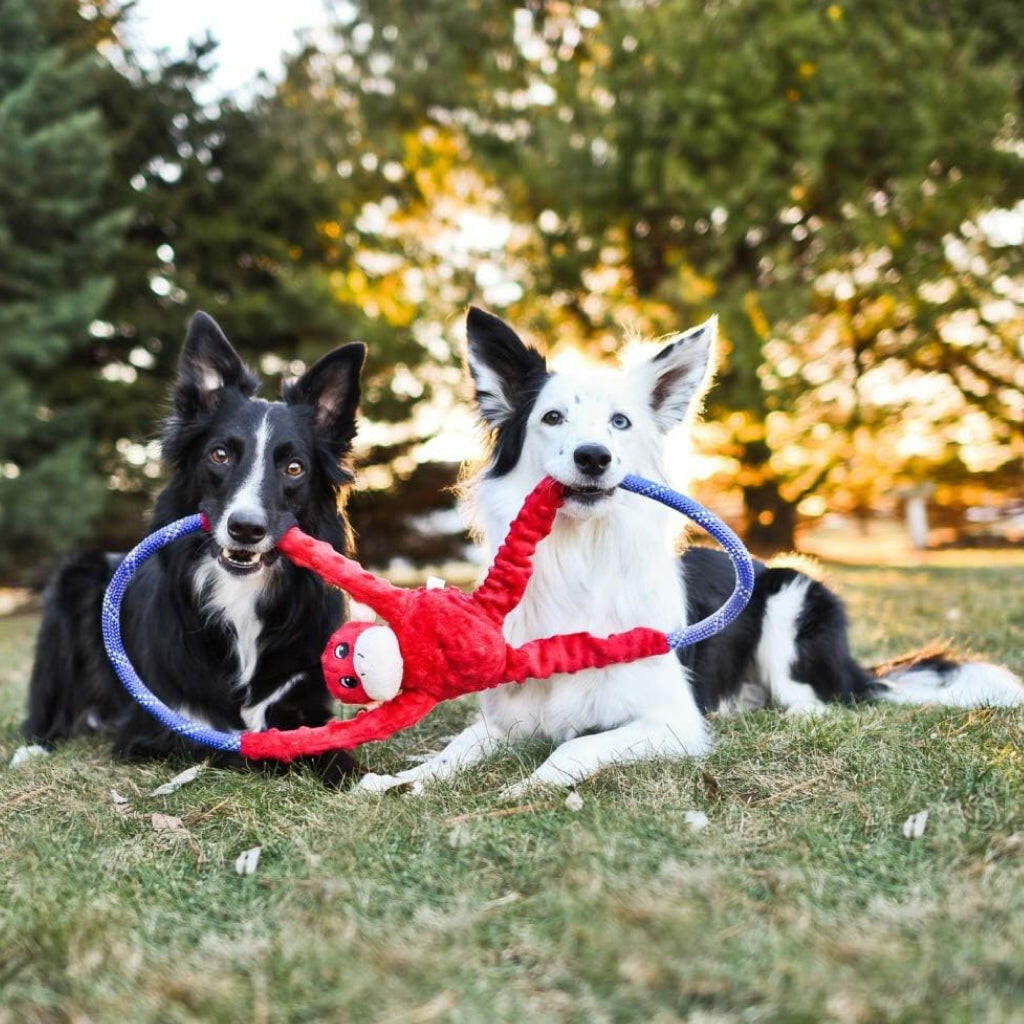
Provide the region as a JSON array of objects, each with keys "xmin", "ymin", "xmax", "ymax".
[
  {"xmin": 465, "ymin": 306, "xmax": 547, "ymax": 427},
  {"xmin": 641, "ymin": 316, "xmax": 718, "ymax": 431}
]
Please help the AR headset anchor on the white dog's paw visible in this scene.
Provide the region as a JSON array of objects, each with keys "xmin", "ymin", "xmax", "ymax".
[
  {"xmin": 356, "ymin": 771, "xmax": 407, "ymax": 794},
  {"xmin": 498, "ymin": 776, "xmax": 554, "ymax": 802},
  {"xmin": 10, "ymin": 744, "xmax": 49, "ymax": 768}
]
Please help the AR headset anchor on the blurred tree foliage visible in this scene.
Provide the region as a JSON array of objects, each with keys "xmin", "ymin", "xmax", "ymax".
[
  {"xmin": 0, "ymin": 0, "xmax": 128, "ymax": 577},
  {"xmin": 320, "ymin": 0, "xmax": 1024, "ymax": 548},
  {"xmin": 1, "ymin": 0, "xmax": 1022, "ymax": 580}
]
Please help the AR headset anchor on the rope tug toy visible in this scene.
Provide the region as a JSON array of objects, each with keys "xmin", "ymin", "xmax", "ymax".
[{"xmin": 102, "ymin": 475, "xmax": 755, "ymax": 761}]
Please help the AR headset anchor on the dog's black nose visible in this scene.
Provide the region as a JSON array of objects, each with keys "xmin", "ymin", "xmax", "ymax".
[
  {"xmin": 226, "ymin": 513, "xmax": 268, "ymax": 544},
  {"xmin": 573, "ymin": 444, "xmax": 612, "ymax": 477}
]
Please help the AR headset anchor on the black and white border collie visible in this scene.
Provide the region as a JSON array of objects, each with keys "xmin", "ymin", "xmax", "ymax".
[
  {"xmin": 21, "ymin": 312, "xmax": 365, "ymax": 783},
  {"xmin": 361, "ymin": 307, "xmax": 1024, "ymax": 795}
]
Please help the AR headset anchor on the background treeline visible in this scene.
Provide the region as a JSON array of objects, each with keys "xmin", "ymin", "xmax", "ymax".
[{"xmin": 1, "ymin": 0, "xmax": 1022, "ymax": 583}]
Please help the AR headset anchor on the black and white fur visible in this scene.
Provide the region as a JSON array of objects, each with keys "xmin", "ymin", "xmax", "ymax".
[
  {"xmin": 21, "ymin": 312, "xmax": 365, "ymax": 783},
  {"xmin": 361, "ymin": 307, "xmax": 1024, "ymax": 795}
]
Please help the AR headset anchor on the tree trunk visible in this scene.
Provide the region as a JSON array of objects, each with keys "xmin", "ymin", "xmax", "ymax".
[
  {"xmin": 740, "ymin": 439, "xmax": 798, "ymax": 552},
  {"xmin": 743, "ymin": 480, "xmax": 798, "ymax": 553}
]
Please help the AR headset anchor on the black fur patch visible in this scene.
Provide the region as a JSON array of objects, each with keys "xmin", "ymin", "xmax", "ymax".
[
  {"xmin": 678, "ymin": 547, "xmax": 876, "ymax": 712},
  {"xmin": 465, "ymin": 306, "xmax": 550, "ymax": 478}
]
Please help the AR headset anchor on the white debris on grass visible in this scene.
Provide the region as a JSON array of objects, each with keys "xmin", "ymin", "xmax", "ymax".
[
  {"xmin": 234, "ymin": 846, "xmax": 262, "ymax": 876},
  {"xmin": 684, "ymin": 810, "xmax": 710, "ymax": 831},
  {"xmin": 149, "ymin": 764, "xmax": 203, "ymax": 797},
  {"xmin": 902, "ymin": 810, "xmax": 929, "ymax": 840},
  {"xmin": 564, "ymin": 791, "xmax": 584, "ymax": 812},
  {"xmin": 9, "ymin": 744, "xmax": 49, "ymax": 767}
]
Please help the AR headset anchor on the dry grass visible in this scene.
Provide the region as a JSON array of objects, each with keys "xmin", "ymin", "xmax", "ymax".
[{"xmin": 1, "ymin": 563, "xmax": 1022, "ymax": 1023}]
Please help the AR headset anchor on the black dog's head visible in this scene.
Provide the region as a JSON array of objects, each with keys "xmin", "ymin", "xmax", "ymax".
[{"xmin": 156, "ymin": 312, "xmax": 364, "ymax": 576}]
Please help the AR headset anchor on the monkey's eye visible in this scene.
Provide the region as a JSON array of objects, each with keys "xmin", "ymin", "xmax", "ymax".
[
  {"xmin": 610, "ymin": 413, "xmax": 632, "ymax": 430},
  {"xmin": 339, "ymin": 675, "xmax": 360, "ymax": 689},
  {"xmin": 541, "ymin": 410, "xmax": 564, "ymax": 426},
  {"xmin": 284, "ymin": 460, "xmax": 304, "ymax": 478},
  {"xmin": 209, "ymin": 446, "xmax": 229, "ymax": 465},
  {"xmin": 334, "ymin": 642, "xmax": 350, "ymax": 660}
]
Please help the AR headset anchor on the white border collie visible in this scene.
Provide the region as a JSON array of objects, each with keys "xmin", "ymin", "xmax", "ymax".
[{"xmin": 361, "ymin": 308, "xmax": 1023, "ymax": 794}]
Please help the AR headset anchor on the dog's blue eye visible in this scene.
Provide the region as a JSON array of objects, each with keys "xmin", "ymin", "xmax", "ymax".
[
  {"xmin": 542, "ymin": 410, "xmax": 564, "ymax": 426},
  {"xmin": 611, "ymin": 413, "xmax": 631, "ymax": 430},
  {"xmin": 334, "ymin": 642, "xmax": 349, "ymax": 660}
]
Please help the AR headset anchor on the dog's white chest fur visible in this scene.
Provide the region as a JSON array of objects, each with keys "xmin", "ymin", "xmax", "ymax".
[
  {"xmin": 479, "ymin": 497, "xmax": 692, "ymax": 742},
  {"xmin": 193, "ymin": 558, "xmax": 265, "ymax": 688}
]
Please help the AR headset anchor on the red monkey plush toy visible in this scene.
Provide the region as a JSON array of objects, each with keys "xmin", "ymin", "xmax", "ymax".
[{"xmin": 240, "ymin": 478, "xmax": 669, "ymax": 761}]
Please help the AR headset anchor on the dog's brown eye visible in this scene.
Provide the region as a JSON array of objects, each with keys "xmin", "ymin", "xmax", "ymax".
[
  {"xmin": 542, "ymin": 410, "xmax": 564, "ymax": 426},
  {"xmin": 340, "ymin": 675, "xmax": 359, "ymax": 689},
  {"xmin": 209, "ymin": 446, "xmax": 229, "ymax": 465},
  {"xmin": 284, "ymin": 460, "xmax": 304, "ymax": 478}
]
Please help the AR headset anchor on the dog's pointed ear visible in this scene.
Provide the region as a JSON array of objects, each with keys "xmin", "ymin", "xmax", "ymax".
[
  {"xmin": 641, "ymin": 316, "xmax": 718, "ymax": 431},
  {"xmin": 465, "ymin": 306, "xmax": 547, "ymax": 427},
  {"xmin": 175, "ymin": 312, "xmax": 258, "ymax": 413},
  {"xmin": 284, "ymin": 342, "xmax": 365, "ymax": 441}
]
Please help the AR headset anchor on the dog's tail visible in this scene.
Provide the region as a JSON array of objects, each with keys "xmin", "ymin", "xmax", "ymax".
[
  {"xmin": 868, "ymin": 647, "xmax": 1024, "ymax": 708},
  {"xmin": 23, "ymin": 550, "xmax": 116, "ymax": 744}
]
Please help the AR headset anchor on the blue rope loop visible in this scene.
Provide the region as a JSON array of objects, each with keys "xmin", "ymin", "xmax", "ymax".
[
  {"xmin": 102, "ymin": 478, "xmax": 755, "ymax": 753},
  {"xmin": 619, "ymin": 475, "xmax": 755, "ymax": 649},
  {"xmin": 101, "ymin": 515, "xmax": 242, "ymax": 753}
]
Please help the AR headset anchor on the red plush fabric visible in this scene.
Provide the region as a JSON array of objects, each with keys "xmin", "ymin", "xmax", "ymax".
[
  {"xmin": 277, "ymin": 528, "xmax": 409, "ymax": 621},
  {"xmin": 504, "ymin": 627, "xmax": 670, "ymax": 684},
  {"xmin": 241, "ymin": 691, "xmax": 437, "ymax": 761},
  {"xmin": 473, "ymin": 476, "xmax": 563, "ymax": 623},
  {"xmin": 253, "ymin": 476, "xmax": 673, "ymax": 758},
  {"xmin": 321, "ymin": 620, "xmax": 377, "ymax": 702}
]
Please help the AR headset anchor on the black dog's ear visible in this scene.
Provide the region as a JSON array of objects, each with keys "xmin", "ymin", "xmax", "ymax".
[
  {"xmin": 465, "ymin": 306, "xmax": 547, "ymax": 427},
  {"xmin": 175, "ymin": 311, "xmax": 259, "ymax": 414},
  {"xmin": 284, "ymin": 342, "xmax": 365, "ymax": 442}
]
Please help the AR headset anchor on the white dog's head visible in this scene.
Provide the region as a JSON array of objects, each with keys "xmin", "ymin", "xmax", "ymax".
[{"xmin": 465, "ymin": 307, "xmax": 717, "ymax": 518}]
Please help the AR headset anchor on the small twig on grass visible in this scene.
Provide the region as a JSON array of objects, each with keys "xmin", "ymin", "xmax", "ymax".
[
  {"xmin": 1, "ymin": 785, "xmax": 53, "ymax": 811},
  {"xmin": 756, "ymin": 774, "xmax": 827, "ymax": 806},
  {"xmin": 184, "ymin": 798, "xmax": 230, "ymax": 826},
  {"xmin": 445, "ymin": 802, "xmax": 552, "ymax": 825}
]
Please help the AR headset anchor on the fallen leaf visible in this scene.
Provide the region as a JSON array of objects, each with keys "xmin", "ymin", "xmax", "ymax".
[
  {"xmin": 700, "ymin": 769, "xmax": 723, "ymax": 802},
  {"xmin": 149, "ymin": 765, "xmax": 202, "ymax": 797},
  {"xmin": 235, "ymin": 846, "xmax": 262, "ymax": 876},
  {"xmin": 564, "ymin": 791, "xmax": 584, "ymax": 812},
  {"xmin": 902, "ymin": 810, "xmax": 929, "ymax": 840},
  {"xmin": 684, "ymin": 810, "xmax": 710, "ymax": 831},
  {"xmin": 151, "ymin": 813, "xmax": 188, "ymax": 836},
  {"xmin": 9, "ymin": 744, "xmax": 48, "ymax": 768}
]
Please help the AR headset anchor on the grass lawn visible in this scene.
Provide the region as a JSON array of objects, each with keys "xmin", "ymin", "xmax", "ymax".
[{"xmin": 1, "ymin": 562, "xmax": 1023, "ymax": 1023}]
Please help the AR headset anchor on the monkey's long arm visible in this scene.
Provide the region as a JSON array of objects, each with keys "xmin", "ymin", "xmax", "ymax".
[
  {"xmin": 503, "ymin": 628, "xmax": 670, "ymax": 684},
  {"xmin": 241, "ymin": 690, "xmax": 437, "ymax": 761},
  {"xmin": 278, "ymin": 527, "xmax": 409, "ymax": 621},
  {"xmin": 472, "ymin": 477, "xmax": 564, "ymax": 624}
]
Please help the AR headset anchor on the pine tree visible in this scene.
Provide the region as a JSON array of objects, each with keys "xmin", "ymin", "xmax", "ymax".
[{"xmin": 0, "ymin": 0, "xmax": 126, "ymax": 577}]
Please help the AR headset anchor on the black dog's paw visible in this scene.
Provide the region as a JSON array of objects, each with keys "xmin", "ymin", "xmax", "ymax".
[{"xmin": 306, "ymin": 750, "xmax": 362, "ymax": 789}]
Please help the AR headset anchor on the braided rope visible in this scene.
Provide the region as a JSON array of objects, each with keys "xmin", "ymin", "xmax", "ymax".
[
  {"xmin": 618, "ymin": 475, "xmax": 755, "ymax": 649},
  {"xmin": 102, "ymin": 477, "xmax": 754, "ymax": 756},
  {"xmin": 101, "ymin": 514, "xmax": 242, "ymax": 752}
]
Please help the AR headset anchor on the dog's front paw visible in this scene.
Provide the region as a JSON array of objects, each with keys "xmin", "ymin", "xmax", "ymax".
[{"xmin": 356, "ymin": 771, "xmax": 408, "ymax": 794}]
